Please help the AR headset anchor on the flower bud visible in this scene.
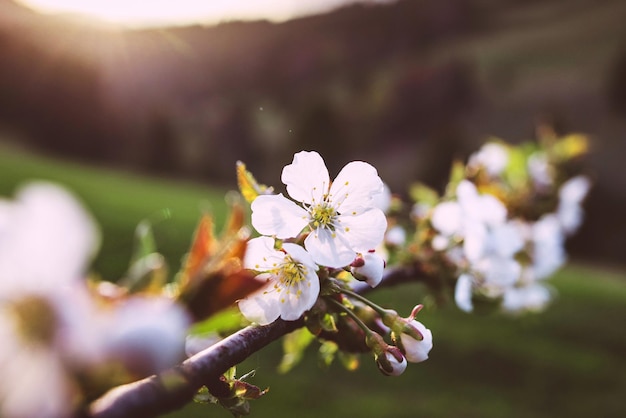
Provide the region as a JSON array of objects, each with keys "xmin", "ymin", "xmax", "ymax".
[
  {"xmin": 399, "ymin": 320, "xmax": 433, "ymax": 363},
  {"xmin": 376, "ymin": 347, "xmax": 407, "ymax": 376},
  {"xmin": 351, "ymin": 250, "xmax": 385, "ymax": 287}
]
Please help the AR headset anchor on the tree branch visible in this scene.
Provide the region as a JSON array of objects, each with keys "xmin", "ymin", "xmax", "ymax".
[{"xmin": 88, "ymin": 264, "xmax": 426, "ymax": 418}]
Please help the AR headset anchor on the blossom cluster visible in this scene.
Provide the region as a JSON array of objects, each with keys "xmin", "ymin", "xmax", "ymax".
[
  {"xmin": 238, "ymin": 151, "xmax": 433, "ymax": 375},
  {"xmin": 416, "ymin": 137, "xmax": 590, "ymax": 314}
]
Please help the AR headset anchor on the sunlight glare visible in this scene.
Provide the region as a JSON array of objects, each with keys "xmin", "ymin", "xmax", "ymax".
[{"xmin": 15, "ymin": 0, "xmax": 390, "ymax": 28}]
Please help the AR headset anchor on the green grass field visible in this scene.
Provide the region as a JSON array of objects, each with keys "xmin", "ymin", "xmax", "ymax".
[{"xmin": 2, "ymin": 147, "xmax": 625, "ymax": 418}]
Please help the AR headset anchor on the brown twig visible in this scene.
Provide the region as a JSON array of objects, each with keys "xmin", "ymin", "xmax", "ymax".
[{"xmin": 88, "ymin": 264, "xmax": 425, "ymax": 418}]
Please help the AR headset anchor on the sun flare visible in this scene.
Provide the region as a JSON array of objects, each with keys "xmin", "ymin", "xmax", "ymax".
[{"xmin": 15, "ymin": 0, "xmax": 385, "ymax": 28}]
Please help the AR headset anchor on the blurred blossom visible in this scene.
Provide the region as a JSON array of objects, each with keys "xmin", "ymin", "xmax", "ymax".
[
  {"xmin": 431, "ymin": 180, "xmax": 507, "ymax": 262},
  {"xmin": 557, "ymin": 175, "xmax": 591, "ymax": 235},
  {"xmin": 104, "ymin": 296, "xmax": 191, "ymax": 374},
  {"xmin": 527, "ymin": 152, "xmax": 553, "ymax": 188},
  {"xmin": 251, "ymin": 151, "xmax": 387, "ymax": 268},
  {"xmin": 530, "ymin": 214, "xmax": 566, "ymax": 281},
  {"xmin": 502, "ymin": 283, "xmax": 553, "ymax": 314},
  {"xmin": 0, "ymin": 182, "xmax": 99, "ymax": 418},
  {"xmin": 385, "ymin": 225, "xmax": 406, "ymax": 247},
  {"xmin": 468, "ymin": 142, "xmax": 509, "ymax": 176},
  {"xmin": 239, "ymin": 236, "xmax": 319, "ymax": 325}
]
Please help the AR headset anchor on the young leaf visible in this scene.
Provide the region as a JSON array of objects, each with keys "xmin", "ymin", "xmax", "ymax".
[
  {"xmin": 278, "ymin": 328, "xmax": 316, "ymax": 374},
  {"xmin": 236, "ymin": 161, "xmax": 272, "ymax": 203},
  {"xmin": 177, "ymin": 202, "xmax": 264, "ymax": 321}
]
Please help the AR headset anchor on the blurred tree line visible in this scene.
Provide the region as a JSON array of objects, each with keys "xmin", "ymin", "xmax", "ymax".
[{"xmin": 1, "ymin": 0, "xmax": 626, "ymax": 265}]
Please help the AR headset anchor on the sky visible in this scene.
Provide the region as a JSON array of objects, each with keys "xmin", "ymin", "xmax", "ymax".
[{"xmin": 16, "ymin": 0, "xmax": 393, "ymax": 28}]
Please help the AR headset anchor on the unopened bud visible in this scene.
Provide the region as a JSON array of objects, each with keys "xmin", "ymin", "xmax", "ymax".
[
  {"xmin": 351, "ymin": 250, "xmax": 385, "ymax": 287},
  {"xmin": 376, "ymin": 346, "xmax": 407, "ymax": 376}
]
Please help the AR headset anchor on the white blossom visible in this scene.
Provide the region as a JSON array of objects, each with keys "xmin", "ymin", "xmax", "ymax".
[
  {"xmin": 251, "ymin": 151, "xmax": 387, "ymax": 268},
  {"xmin": 399, "ymin": 320, "xmax": 433, "ymax": 363},
  {"xmin": 0, "ymin": 183, "xmax": 99, "ymax": 418},
  {"xmin": 239, "ymin": 236, "xmax": 319, "ymax": 325},
  {"xmin": 557, "ymin": 175, "xmax": 591, "ymax": 235},
  {"xmin": 468, "ymin": 142, "xmax": 509, "ymax": 176},
  {"xmin": 502, "ymin": 283, "xmax": 552, "ymax": 314},
  {"xmin": 431, "ymin": 180, "xmax": 507, "ymax": 262},
  {"xmin": 351, "ymin": 250, "xmax": 386, "ymax": 287}
]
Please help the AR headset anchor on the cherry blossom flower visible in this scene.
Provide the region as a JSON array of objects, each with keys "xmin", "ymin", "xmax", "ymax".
[
  {"xmin": 251, "ymin": 151, "xmax": 387, "ymax": 268},
  {"xmin": 431, "ymin": 180, "xmax": 507, "ymax": 262},
  {"xmin": 468, "ymin": 142, "xmax": 509, "ymax": 176},
  {"xmin": 239, "ymin": 236, "xmax": 319, "ymax": 325},
  {"xmin": 557, "ymin": 175, "xmax": 591, "ymax": 235},
  {"xmin": 502, "ymin": 283, "xmax": 553, "ymax": 314},
  {"xmin": 0, "ymin": 183, "xmax": 99, "ymax": 418}
]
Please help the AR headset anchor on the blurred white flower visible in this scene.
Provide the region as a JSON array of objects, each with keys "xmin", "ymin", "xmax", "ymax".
[
  {"xmin": 0, "ymin": 182, "xmax": 99, "ymax": 418},
  {"xmin": 502, "ymin": 283, "xmax": 552, "ymax": 314},
  {"xmin": 431, "ymin": 180, "xmax": 507, "ymax": 261},
  {"xmin": 530, "ymin": 214, "xmax": 566, "ymax": 280},
  {"xmin": 468, "ymin": 142, "xmax": 509, "ymax": 176},
  {"xmin": 251, "ymin": 151, "xmax": 387, "ymax": 268},
  {"xmin": 557, "ymin": 175, "xmax": 591, "ymax": 235},
  {"xmin": 239, "ymin": 236, "xmax": 319, "ymax": 325},
  {"xmin": 528, "ymin": 152, "xmax": 553, "ymax": 188},
  {"xmin": 454, "ymin": 273, "xmax": 474, "ymax": 312},
  {"xmin": 104, "ymin": 296, "xmax": 190, "ymax": 375}
]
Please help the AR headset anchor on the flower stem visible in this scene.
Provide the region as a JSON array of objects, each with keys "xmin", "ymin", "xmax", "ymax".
[
  {"xmin": 339, "ymin": 287, "xmax": 393, "ymax": 317},
  {"xmin": 325, "ymin": 297, "xmax": 374, "ymax": 338}
]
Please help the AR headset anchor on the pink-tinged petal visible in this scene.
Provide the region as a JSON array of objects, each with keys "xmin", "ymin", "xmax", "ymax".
[
  {"xmin": 281, "ymin": 151, "xmax": 330, "ymax": 204},
  {"xmin": 400, "ymin": 320, "xmax": 433, "ymax": 363},
  {"xmin": 431, "ymin": 201, "xmax": 462, "ymax": 236},
  {"xmin": 244, "ymin": 236, "xmax": 286, "ymax": 271},
  {"xmin": 351, "ymin": 251, "xmax": 386, "ymax": 287},
  {"xmin": 304, "ymin": 228, "xmax": 355, "ymax": 268},
  {"xmin": 329, "ymin": 161, "xmax": 384, "ymax": 213},
  {"xmin": 251, "ymin": 194, "xmax": 308, "ymax": 239},
  {"xmin": 238, "ymin": 282, "xmax": 282, "ymax": 325},
  {"xmin": 337, "ymin": 209, "xmax": 387, "ymax": 252}
]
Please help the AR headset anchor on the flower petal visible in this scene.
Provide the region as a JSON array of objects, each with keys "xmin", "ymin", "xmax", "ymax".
[
  {"xmin": 0, "ymin": 182, "xmax": 98, "ymax": 296},
  {"xmin": 244, "ymin": 236, "xmax": 286, "ymax": 271},
  {"xmin": 238, "ymin": 283, "xmax": 282, "ymax": 325},
  {"xmin": 251, "ymin": 194, "xmax": 308, "ymax": 239},
  {"xmin": 431, "ymin": 201, "xmax": 462, "ymax": 236},
  {"xmin": 304, "ymin": 228, "xmax": 355, "ymax": 268},
  {"xmin": 281, "ymin": 151, "xmax": 330, "ymax": 204},
  {"xmin": 278, "ymin": 266, "xmax": 320, "ymax": 321},
  {"xmin": 337, "ymin": 209, "xmax": 387, "ymax": 252},
  {"xmin": 329, "ymin": 161, "xmax": 384, "ymax": 213},
  {"xmin": 454, "ymin": 273, "xmax": 474, "ymax": 312}
]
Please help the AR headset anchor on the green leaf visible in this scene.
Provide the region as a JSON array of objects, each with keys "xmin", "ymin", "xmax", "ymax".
[
  {"xmin": 278, "ymin": 328, "xmax": 316, "ymax": 373},
  {"xmin": 338, "ymin": 351, "xmax": 361, "ymax": 371},
  {"xmin": 409, "ymin": 182, "xmax": 440, "ymax": 206},
  {"xmin": 318, "ymin": 340, "xmax": 339, "ymax": 368},
  {"xmin": 188, "ymin": 307, "xmax": 245, "ymax": 336}
]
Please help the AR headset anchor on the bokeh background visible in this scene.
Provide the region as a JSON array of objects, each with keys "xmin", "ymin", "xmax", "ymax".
[{"xmin": 1, "ymin": 0, "xmax": 625, "ymax": 417}]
